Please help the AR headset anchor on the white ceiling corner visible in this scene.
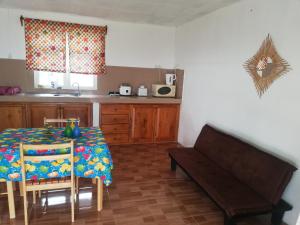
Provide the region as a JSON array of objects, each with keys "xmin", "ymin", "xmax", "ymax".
[{"xmin": 0, "ymin": 0, "xmax": 241, "ymax": 26}]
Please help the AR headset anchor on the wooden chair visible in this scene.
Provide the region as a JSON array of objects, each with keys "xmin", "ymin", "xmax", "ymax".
[
  {"xmin": 43, "ymin": 118, "xmax": 80, "ymax": 127},
  {"xmin": 44, "ymin": 117, "xmax": 81, "ymax": 194},
  {"xmin": 20, "ymin": 141, "xmax": 75, "ymax": 225}
]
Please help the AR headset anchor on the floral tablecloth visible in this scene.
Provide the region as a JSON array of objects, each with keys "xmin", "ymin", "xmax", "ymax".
[{"xmin": 0, "ymin": 127, "xmax": 113, "ymax": 186}]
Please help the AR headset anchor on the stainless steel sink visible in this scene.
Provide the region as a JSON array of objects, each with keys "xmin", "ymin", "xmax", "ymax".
[{"xmin": 24, "ymin": 93, "xmax": 80, "ymax": 97}]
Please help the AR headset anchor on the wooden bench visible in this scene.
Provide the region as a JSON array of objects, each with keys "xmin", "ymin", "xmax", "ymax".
[{"xmin": 169, "ymin": 125, "xmax": 296, "ymax": 225}]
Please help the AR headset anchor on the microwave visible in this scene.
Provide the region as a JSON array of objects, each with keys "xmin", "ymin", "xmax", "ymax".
[{"xmin": 152, "ymin": 84, "xmax": 176, "ymax": 97}]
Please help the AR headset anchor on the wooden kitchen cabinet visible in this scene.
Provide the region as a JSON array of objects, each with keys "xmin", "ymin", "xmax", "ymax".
[
  {"xmin": 100, "ymin": 103, "xmax": 180, "ymax": 145},
  {"xmin": 101, "ymin": 104, "xmax": 130, "ymax": 144},
  {"xmin": 155, "ymin": 105, "xmax": 180, "ymax": 142},
  {"xmin": 130, "ymin": 105, "xmax": 156, "ymax": 143},
  {"xmin": 0, "ymin": 103, "xmax": 27, "ymax": 132},
  {"xmin": 61, "ymin": 104, "xmax": 92, "ymax": 127},
  {"xmin": 27, "ymin": 103, "xmax": 60, "ymax": 128},
  {"xmin": 27, "ymin": 103, "xmax": 92, "ymax": 127}
]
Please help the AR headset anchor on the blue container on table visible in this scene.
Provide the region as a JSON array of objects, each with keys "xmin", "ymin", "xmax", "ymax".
[{"xmin": 72, "ymin": 120, "xmax": 81, "ymax": 138}]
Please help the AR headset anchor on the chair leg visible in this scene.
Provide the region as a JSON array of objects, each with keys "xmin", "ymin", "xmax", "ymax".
[
  {"xmin": 19, "ymin": 182, "xmax": 24, "ymax": 196},
  {"xmin": 97, "ymin": 178, "xmax": 103, "ymax": 211},
  {"xmin": 75, "ymin": 177, "xmax": 79, "ymax": 194},
  {"xmin": 23, "ymin": 191, "xmax": 28, "ymax": 225},
  {"xmin": 71, "ymin": 182, "xmax": 75, "ymax": 222},
  {"xmin": 33, "ymin": 191, "xmax": 36, "ymax": 204},
  {"xmin": 12, "ymin": 182, "xmax": 16, "ymax": 191}
]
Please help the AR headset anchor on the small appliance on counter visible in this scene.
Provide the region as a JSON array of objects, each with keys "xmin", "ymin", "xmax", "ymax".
[
  {"xmin": 152, "ymin": 84, "xmax": 176, "ymax": 97},
  {"xmin": 119, "ymin": 83, "xmax": 132, "ymax": 96},
  {"xmin": 165, "ymin": 73, "xmax": 176, "ymax": 85},
  {"xmin": 108, "ymin": 91, "xmax": 120, "ymax": 96},
  {"xmin": 137, "ymin": 85, "xmax": 148, "ymax": 97}
]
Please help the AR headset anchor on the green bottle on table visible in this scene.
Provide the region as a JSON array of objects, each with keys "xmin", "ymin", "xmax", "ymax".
[{"xmin": 64, "ymin": 121, "xmax": 73, "ymax": 138}]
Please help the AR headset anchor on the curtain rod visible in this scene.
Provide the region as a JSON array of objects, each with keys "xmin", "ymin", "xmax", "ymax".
[
  {"xmin": 20, "ymin": 15, "xmax": 24, "ymax": 26},
  {"xmin": 19, "ymin": 15, "xmax": 108, "ymax": 32}
]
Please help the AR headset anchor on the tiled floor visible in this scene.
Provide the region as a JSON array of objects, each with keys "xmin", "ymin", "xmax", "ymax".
[{"xmin": 0, "ymin": 143, "xmax": 271, "ymax": 225}]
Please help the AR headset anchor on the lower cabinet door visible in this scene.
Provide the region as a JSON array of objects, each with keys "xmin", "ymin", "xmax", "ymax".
[
  {"xmin": 155, "ymin": 105, "xmax": 179, "ymax": 142},
  {"xmin": 61, "ymin": 103, "xmax": 92, "ymax": 127},
  {"xmin": 28, "ymin": 103, "xmax": 59, "ymax": 128},
  {"xmin": 0, "ymin": 103, "xmax": 26, "ymax": 131},
  {"xmin": 130, "ymin": 105, "xmax": 155, "ymax": 143}
]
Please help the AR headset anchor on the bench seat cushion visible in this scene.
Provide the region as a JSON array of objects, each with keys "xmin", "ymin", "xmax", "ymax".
[{"xmin": 169, "ymin": 148, "xmax": 272, "ymax": 217}]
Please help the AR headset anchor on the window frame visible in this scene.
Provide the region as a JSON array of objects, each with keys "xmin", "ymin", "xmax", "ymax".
[{"xmin": 34, "ymin": 71, "xmax": 98, "ymax": 90}]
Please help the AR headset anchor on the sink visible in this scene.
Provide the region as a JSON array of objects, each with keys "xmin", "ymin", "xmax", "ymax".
[{"xmin": 24, "ymin": 93, "xmax": 80, "ymax": 97}]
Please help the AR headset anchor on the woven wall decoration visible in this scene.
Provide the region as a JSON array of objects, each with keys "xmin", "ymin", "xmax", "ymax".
[{"xmin": 243, "ymin": 34, "xmax": 291, "ymax": 97}]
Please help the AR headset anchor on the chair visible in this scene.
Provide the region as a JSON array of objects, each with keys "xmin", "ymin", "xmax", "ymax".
[
  {"xmin": 44, "ymin": 117, "xmax": 81, "ymax": 193},
  {"xmin": 20, "ymin": 141, "xmax": 75, "ymax": 225},
  {"xmin": 44, "ymin": 118, "xmax": 80, "ymax": 127}
]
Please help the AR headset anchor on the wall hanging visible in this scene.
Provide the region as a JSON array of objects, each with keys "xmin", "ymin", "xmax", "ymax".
[{"xmin": 243, "ymin": 34, "xmax": 291, "ymax": 97}]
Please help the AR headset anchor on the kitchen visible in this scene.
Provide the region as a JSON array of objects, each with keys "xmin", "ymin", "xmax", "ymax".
[
  {"xmin": 0, "ymin": 63, "xmax": 183, "ymax": 144},
  {"xmin": 0, "ymin": 5, "xmax": 185, "ymax": 224}
]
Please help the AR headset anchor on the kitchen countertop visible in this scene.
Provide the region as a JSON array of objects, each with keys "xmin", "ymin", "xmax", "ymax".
[{"xmin": 0, "ymin": 93, "xmax": 181, "ymax": 104}]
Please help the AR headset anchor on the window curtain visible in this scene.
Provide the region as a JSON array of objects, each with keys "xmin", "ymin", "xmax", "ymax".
[
  {"xmin": 68, "ymin": 24, "xmax": 107, "ymax": 75},
  {"xmin": 24, "ymin": 18, "xmax": 67, "ymax": 72}
]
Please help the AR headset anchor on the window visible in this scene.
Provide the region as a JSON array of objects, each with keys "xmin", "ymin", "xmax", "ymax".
[
  {"xmin": 24, "ymin": 17, "xmax": 107, "ymax": 90},
  {"xmin": 34, "ymin": 71, "xmax": 97, "ymax": 90},
  {"xmin": 34, "ymin": 33, "xmax": 98, "ymax": 90}
]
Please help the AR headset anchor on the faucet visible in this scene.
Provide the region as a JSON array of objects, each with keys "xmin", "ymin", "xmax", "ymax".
[
  {"xmin": 72, "ymin": 82, "xmax": 81, "ymax": 96},
  {"xmin": 50, "ymin": 81, "xmax": 55, "ymax": 89},
  {"xmin": 55, "ymin": 87, "xmax": 62, "ymax": 96}
]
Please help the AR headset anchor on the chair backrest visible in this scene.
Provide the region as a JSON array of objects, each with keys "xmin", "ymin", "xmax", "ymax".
[
  {"xmin": 20, "ymin": 141, "xmax": 74, "ymax": 185},
  {"xmin": 44, "ymin": 118, "xmax": 80, "ymax": 127}
]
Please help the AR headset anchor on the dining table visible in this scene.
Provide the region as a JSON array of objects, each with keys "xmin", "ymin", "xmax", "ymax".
[{"xmin": 0, "ymin": 127, "xmax": 113, "ymax": 219}]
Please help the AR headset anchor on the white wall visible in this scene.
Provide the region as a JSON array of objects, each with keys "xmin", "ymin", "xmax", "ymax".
[
  {"xmin": 175, "ymin": 0, "xmax": 300, "ymax": 224},
  {"xmin": 0, "ymin": 7, "xmax": 175, "ymax": 68}
]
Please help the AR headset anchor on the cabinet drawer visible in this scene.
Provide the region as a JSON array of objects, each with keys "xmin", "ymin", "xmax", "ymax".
[
  {"xmin": 104, "ymin": 133, "xmax": 129, "ymax": 144},
  {"xmin": 101, "ymin": 104, "xmax": 130, "ymax": 115},
  {"xmin": 101, "ymin": 115, "xmax": 129, "ymax": 124},
  {"xmin": 102, "ymin": 124, "xmax": 129, "ymax": 134}
]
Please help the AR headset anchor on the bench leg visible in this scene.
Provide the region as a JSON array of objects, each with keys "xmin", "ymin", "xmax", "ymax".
[
  {"xmin": 224, "ymin": 214, "xmax": 235, "ymax": 225},
  {"xmin": 271, "ymin": 211, "xmax": 284, "ymax": 225},
  {"xmin": 171, "ymin": 157, "xmax": 176, "ymax": 171},
  {"xmin": 271, "ymin": 199, "xmax": 292, "ymax": 225}
]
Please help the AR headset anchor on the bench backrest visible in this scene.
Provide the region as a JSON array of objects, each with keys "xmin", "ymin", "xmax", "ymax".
[{"xmin": 194, "ymin": 125, "xmax": 296, "ymax": 205}]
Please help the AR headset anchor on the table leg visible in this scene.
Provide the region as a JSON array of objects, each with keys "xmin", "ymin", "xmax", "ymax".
[
  {"xmin": 6, "ymin": 181, "xmax": 16, "ymax": 219},
  {"xmin": 97, "ymin": 178, "xmax": 103, "ymax": 212},
  {"xmin": 19, "ymin": 182, "xmax": 24, "ymax": 196}
]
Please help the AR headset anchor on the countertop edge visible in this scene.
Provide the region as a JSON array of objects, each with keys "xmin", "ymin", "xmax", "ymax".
[{"xmin": 0, "ymin": 95, "xmax": 181, "ymax": 104}]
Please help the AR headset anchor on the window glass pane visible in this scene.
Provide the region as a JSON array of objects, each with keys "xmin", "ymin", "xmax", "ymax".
[
  {"xmin": 37, "ymin": 71, "xmax": 64, "ymax": 87},
  {"xmin": 70, "ymin": 74, "xmax": 96, "ymax": 88}
]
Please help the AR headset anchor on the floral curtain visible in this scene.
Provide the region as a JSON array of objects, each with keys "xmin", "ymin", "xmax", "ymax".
[
  {"xmin": 68, "ymin": 24, "xmax": 107, "ymax": 75},
  {"xmin": 24, "ymin": 17, "xmax": 107, "ymax": 75},
  {"xmin": 24, "ymin": 18, "xmax": 67, "ymax": 73}
]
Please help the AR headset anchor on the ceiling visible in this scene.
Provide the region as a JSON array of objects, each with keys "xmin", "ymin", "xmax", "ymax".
[{"xmin": 0, "ymin": 0, "xmax": 240, "ymax": 26}]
